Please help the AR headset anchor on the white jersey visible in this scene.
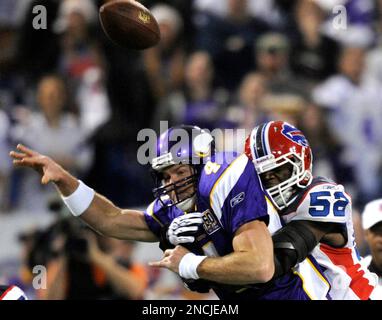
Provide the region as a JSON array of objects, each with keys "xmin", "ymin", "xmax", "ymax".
[
  {"xmin": 360, "ymin": 256, "xmax": 382, "ymax": 300},
  {"xmin": 281, "ymin": 177, "xmax": 378, "ymax": 300}
]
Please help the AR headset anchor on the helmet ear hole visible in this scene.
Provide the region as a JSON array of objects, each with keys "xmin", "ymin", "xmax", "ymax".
[{"xmin": 291, "ymin": 155, "xmax": 303, "ymax": 171}]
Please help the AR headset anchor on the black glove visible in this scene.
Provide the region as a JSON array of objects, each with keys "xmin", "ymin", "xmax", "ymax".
[
  {"xmin": 159, "ymin": 224, "xmax": 174, "ymax": 251},
  {"xmin": 182, "ymin": 278, "xmax": 212, "ymax": 293}
]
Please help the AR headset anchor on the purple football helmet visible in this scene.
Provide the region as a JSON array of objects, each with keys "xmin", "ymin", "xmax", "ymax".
[{"xmin": 151, "ymin": 125, "xmax": 215, "ymax": 211}]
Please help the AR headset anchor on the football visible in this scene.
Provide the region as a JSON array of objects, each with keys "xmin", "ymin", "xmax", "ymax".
[{"xmin": 99, "ymin": 0, "xmax": 160, "ymax": 50}]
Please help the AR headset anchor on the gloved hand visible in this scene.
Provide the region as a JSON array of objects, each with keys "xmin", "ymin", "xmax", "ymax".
[{"xmin": 167, "ymin": 212, "xmax": 204, "ymax": 245}]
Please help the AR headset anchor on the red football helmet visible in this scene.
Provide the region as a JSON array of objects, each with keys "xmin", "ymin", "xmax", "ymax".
[{"xmin": 245, "ymin": 121, "xmax": 313, "ymax": 210}]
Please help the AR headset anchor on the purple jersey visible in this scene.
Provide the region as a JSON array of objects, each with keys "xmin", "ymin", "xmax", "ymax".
[{"xmin": 144, "ymin": 152, "xmax": 328, "ymax": 300}]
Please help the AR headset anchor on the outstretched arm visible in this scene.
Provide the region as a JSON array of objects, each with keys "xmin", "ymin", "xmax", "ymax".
[{"xmin": 10, "ymin": 144, "xmax": 157, "ymax": 242}]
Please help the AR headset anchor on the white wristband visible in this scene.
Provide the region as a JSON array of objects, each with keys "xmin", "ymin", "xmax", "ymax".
[
  {"xmin": 61, "ymin": 180, "xmax": 95, "ymax": 217},
  {"xmin": 179, "ymin": 253, "xmax": 207, "ymax": 280}
]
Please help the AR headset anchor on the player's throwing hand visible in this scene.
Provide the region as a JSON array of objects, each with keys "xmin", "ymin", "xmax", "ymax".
[{"xmin": 10, "ymin": 144, "xmax": 63, "ymax": 184}]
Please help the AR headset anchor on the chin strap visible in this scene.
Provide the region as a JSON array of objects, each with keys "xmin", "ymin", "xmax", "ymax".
[{"xmin": 175, "ymin": 195, "xmax": 196, "ymax": 212}]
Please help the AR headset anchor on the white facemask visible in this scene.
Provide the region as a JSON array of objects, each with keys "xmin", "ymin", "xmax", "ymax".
[{"xmin": 271, "ymin": 186, "xmax": 295, "ymax": 210}]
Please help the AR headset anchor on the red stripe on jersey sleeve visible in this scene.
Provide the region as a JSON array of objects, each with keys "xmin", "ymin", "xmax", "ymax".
[
  {"xmin": 0, "ymin": 285, "xmax": 15, "ymax": 300},
  {"xmin": 320, "ymin": 244, "xmax": 374, "ymax": 300}
]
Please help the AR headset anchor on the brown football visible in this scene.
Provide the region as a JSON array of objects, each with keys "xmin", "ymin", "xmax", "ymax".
[{"xmin": 99, "ymin": 0, "xmax": 160, "ymax": 50}]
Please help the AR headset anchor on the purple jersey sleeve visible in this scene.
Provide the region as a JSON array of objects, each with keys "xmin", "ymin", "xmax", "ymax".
[
  {"xmin": 222, "ymin": 159, "xmax": 268, "ymax": 234},
  {"xmin": 204, "ymin": 154, "xmax": 269, "ymax": 236},
  {"xmin": 143, "ymin": 199, "xmax": 185, "ymax": 238},
  {"xmin": 143, "ymin": 200, "xmax": 165, "ymax": 238}
]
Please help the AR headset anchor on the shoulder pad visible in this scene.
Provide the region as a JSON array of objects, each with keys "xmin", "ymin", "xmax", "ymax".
[
  {"xmin": 284, "ymin": 182, "xmax": 351, "ymax": 224},
  {"xmin": 206, "ymin": 154, "xmax": 249, "ymax": 220}
]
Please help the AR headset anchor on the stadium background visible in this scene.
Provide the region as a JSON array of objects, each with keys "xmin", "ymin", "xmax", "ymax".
[{"xmin": 0, "ymin": 0, "xmax": 381, "ymax": 299}]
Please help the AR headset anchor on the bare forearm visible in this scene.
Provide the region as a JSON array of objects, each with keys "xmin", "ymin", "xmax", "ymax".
[
  {"xmin": 197, "ymin": 251, "xmax": 274, "ymax": 285},
  {"xmin": 81, "ymin": 194, "xmax": 157, "ymax": 241},
  {"xmin": 52, "ymin": 165, "xmax": 157, "ymax": 241}
]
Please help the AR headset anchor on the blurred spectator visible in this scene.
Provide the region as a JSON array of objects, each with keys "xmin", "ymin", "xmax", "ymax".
[
  {"xmin": 365, "ymin": 45, "xmax": 382, "ymax": 84},
  {"xmin": 194, "ymin": 0, "xmax": 227, "ymax": 17},
  {"xmin": 320, "ymin": 0, "xmax": 375, "ymax": 47},
  {"xmin": 75, "ymin": 66, "xmax": 111, "ymax": 139},
  {"xmin": 10, "ymin": 74, "xmax": 93, "ymax": 211},
  {"xmin": 290, "ymin": 0, "xmax": 340, "ymax": 84},
  {"xmin": 218, "ymin": 72, "xmax": 268, "ymax": 153},
  {"xmin": 255, "ymin": 32, "xmax": 309, "ymax": 97},
  {"xmin": 313, "ymin": 46, "xmax": 382, "ymax": 207},
  {"xmin": 142, "ymin": 0, "xmax": 195, "ymax": 51},
  {"xmin": 20, "ymin": 215, "xmax": 148, "ymax": 300},
  {"xmin": 54, "ymin": 0, "xmax": 97, "ymax": 34},
  {"xmin": 361, "ymin": 199, "xmax": 382, "ymax": 299},
  {"xmin": 222, "ymin": 75, "xmax": 306, "ymax": 153},
  {"xmin": 0, "ymin": 1, "xmax": 32, "ymax": 113},
  {"xmin": 154, "ymin": 51, "xmax": 229, "ymax": 131},
  {"xmin": 16, "ymin": 0, "xmax": 61, "ymax": 86},
  {"xmin": 55, "ymin": 0, "xmax": 101, "ymax": 82},
  {"xmin": 378, "ymin": 0, "xmax": 382, "ymax": 33},
  {"xmin": 352, "ymin": 207, "xmax": 368, "ymax": 256},
  {"xmin": 0, "ymin": 25, "xmax": 17, "ymax": 73},
  {"xmin": 296, "ymin": 101, "xmax": 342, "ymax": 181},
  {"xmin": 143, "ymin": 3, "xmax": 186, "ymax": 101},
  {"xmin": 194, "ymin": 0, "xmax": 289, "ymax": 29},
  {"xmin": 194, "ymin": 0, "xmax": 271, "ymax": 90},
  {"xmin": 0, "ymin": 109, "xmax": 11, "ymax": 211},
  {"xmin": 260, "ymin": 93, "xmax": 305, "ymax": 126},
  {"xmin": 249, "ymin": 0, "xmax": 294, "ymax": 28},
  {"xmin": 223, "ymin": 72, "xmax": 268, "ymax": 132},
  {"xmin": 365, "ymin": 0, "xmax": 382, "ymax": 85},
  {"xmin": 0, "ymin": 0, "xmax": 33, "ymax": 28},
  {"xmin": 55, "ymin": 0, "xmax": 111, "ymax": 138}
]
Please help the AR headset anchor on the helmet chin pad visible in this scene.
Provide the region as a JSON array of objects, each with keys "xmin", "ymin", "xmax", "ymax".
[
  {"xmin": 175, "ymin": 195, "xmax": 196, "ymax": 212},
  {"xmin": 269, "ymin": 185, "xmax": 296, "ymax": 210}
]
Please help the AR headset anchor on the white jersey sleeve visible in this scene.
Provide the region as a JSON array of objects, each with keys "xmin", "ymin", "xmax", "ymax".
[{"xmin": 287, "ymin": 183, "xmax": 351, "ymax": 224}]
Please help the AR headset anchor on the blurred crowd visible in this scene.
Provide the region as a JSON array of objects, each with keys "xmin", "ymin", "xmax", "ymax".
[{"xmin": 0, "ymin": 0, "xmax": 382, "ymax": 299}]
